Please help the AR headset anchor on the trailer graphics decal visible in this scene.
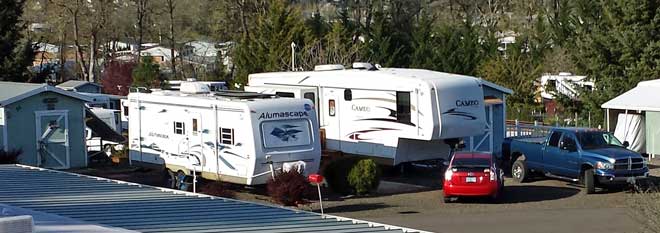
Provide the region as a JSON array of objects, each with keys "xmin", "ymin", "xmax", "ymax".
[
  {"xmin": 441, "ymin": 108, "xmax": 478, "ymax": 120},
  {"xmin": 262, "ymin": 119, "xmax": 312, "ymax": 148},
  {"xmin": 346, "ymin": 128, "xmax": 399, "ymax": 141},
  {"xmin": 270, "ymin": 125, "xmax": 303, "ymax": 142},
  {"xmin": 258, "ymin": 111, "xmax": 309, "ymax": 120}
]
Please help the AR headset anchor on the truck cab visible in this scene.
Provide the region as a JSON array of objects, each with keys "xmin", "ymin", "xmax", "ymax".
[{"xmin": 503, "ymin": 127, "xmax": 649, "ymax": 193}]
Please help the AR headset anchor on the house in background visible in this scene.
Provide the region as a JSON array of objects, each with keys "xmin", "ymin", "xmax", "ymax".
[
  {"xmin": 0, "ymin": 82, "xmax": 91, "ymax": 169},
  {"xmin": 140, "ymin": 45, "xmax": 178, "ymax": 65},
  {"xmin": 33, "ymin": 42, "xmax": 60, "ymax": 66},
  {"xmin": 537, "ymin": 72, "xmax": 594, "ymax": 117},
  {"xmin": 57, "ymin": 80, "xmax": 102, "ymax": 94}
]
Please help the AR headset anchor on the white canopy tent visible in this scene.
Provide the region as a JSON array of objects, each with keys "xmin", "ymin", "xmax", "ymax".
[{"xmin": 602, "ymin": 79, "xmax": 660, "ymax": 158}]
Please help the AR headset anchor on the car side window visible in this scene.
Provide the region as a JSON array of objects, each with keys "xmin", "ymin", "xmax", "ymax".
[
  {"xmin": 560, "ymin": 136, "xmax": 577, "ymax": 151},
  {"xmin": 548, "ymin": 131, "xmax": 562, "ymax": 147}
]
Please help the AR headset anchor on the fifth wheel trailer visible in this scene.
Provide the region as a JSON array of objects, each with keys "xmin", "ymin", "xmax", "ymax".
[
  {"xmin": 128, "ymin": 82, "xmax": 321, "ymax": 185},
  {"xmin": 246, "ymin": 64, "xmax": 512, "ymax": 165}
]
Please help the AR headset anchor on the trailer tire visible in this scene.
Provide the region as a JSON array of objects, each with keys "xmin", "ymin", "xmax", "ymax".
[
  {"xmin": 511, "ymin": 160, "xmax": 528, "ymax": 183},
  {"xmin": 164, "ymin": 169, "xmax": 177, "ymax": 189},
  {"xmin": 583, "ymin": 169, "xmax": 596, "ymax": 194}
]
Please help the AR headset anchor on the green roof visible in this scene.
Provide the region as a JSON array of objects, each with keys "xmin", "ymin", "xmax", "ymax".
[{"xmin": 0, "ymin": 81, "xmax": 91, "ymax": 106}]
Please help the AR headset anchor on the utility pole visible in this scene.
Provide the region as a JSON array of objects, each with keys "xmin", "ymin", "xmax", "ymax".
[{"xmin": 291, "ymin": 42, "xmax": 296, "ymax": 71}]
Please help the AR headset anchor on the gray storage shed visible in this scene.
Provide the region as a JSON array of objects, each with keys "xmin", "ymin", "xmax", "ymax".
[
  {"xmin": 465, "ymin": 79, "xmax": 513, "ymax": 157},
  {"xmin": 0, "ymin": 82, "xmax": 91, "ymax": 169}
]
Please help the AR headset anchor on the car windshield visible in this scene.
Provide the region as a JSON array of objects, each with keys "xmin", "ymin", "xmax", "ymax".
[
  {"xmin": 576, "ymin": 131, "xmax": 624, "ymax": 149},
  {"xmin": 451, "ymin": 158, "xmax": 490, "ymax": 168}
]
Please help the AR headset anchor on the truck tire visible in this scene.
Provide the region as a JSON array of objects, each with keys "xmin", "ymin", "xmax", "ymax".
[
  {"xmin": 583, "ymin": 169, "xmax": 596, "ymax": 194},
  {"xmin": 511, "ymin": 160, "xmax": 528, "ymax": 183}
]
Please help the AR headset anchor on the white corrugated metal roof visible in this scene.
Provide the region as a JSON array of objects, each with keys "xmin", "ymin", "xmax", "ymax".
[
  {"xmin": 601, "ymin": 79, "xmax": 660, "ymax": 112},
  {"xmin": 0, "ymin": 165, "xmax": 427, "ymax": 233}
]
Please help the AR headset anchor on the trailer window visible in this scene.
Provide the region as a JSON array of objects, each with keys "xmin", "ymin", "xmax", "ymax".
[
  {"xmin": 304, "ymin": 92, "xmax": 316, "ymax": 106},
  {"xmin": 123, "ymin": 106, "xmax": 129, "ymax": 116},
  {"xmin": 174, "ymin": 121, "xmax": 185, "ymax": 135},
  {"xmin": 261, "ymin": 119, "xmax": 312, "ymax": 148},
  {"xmin": 548, "ymin": 131, "xmax": 562, "ymax": 147},
  {"xmin": 276, "ymin": 92, "xmax": 295, "ymax": 98},
  {"xmin": 220, "ymin": 127, "xmax": 234, "ymax": 145},
  {"xmin": 344, "ymin": 89, "xmax": 352, "ymax": 101},
  {"xmin": 396, "ymin": 92, "xmax": 411, "ymax": 124}
]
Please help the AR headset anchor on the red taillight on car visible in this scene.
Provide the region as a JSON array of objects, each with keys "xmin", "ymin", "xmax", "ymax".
[{"xmin": 444, "ymin": 168, "xmax": 455, "ymax": 181}]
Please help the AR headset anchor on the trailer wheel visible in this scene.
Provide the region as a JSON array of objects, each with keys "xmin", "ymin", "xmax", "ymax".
[
  {"xmin": 583, "ymin": 169, "xmax": 596, "ymax": 194},
  {"xmin": 164, "ymin": 169, "xmax": 177, "ymax": 189},
  {"xmin": 176, "ymin": 171, "xmax": 190, "ymax": 191},
  {"xmin": 511, "ymin": 160, "xmax": 528, "ymax": 183}
]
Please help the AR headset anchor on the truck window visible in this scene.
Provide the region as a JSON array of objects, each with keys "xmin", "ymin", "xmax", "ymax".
[
  {"xmin": 548, "ymin": 131, "xmax": 561, "ymax": 147},
  {"xmin": 276, "ymin": 92, "xmax": 295, "ymax": 98},
  {"xmin": 396, "ymin": 92, "xmax": 411, "ymax": 124},
  {"xmin": 560, "ymin": 136, "xmax": 577, "ymax": 150}
]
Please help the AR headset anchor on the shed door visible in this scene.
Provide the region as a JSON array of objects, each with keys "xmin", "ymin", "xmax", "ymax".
[{"xmin": 36, "ymin": 111, "xmax": 70, "ymax": 169}]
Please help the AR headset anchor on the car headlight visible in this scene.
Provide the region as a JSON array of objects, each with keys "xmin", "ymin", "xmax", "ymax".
[{"xmin": 596, "ymin": 161, "xmax": 614, "ymax": 170}]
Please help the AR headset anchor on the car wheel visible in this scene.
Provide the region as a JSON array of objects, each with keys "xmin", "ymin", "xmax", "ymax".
[
  {"xmin": 511, "ymin": 160, "xmax": 528, "ymax": 183},
  {"xmin": 583, "ymin": 168, "xmax": 596, "ymax": 194}
]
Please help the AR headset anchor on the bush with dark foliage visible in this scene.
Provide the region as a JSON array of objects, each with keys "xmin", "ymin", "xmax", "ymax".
[
  {"xmin": 0, "ymin": 149, "xmax": 22, "ymax": 164},
  {"xmin": 323, "ymin": 157, "xmax": 360, "ymax": 195},
  {"xmin": 199, "ymin": 181, "xmax": 234, "ymax": 198},
  {"xmin": 267, "ymin": 170, "xmax": 312, "ymax": 206}
]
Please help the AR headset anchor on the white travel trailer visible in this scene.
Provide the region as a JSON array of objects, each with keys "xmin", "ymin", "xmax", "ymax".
[
  {"xmin": 128, "ymin": 83, "xmax": 321, "ymax": 186},
  {"xmin": 247, "ymin": 64, "xmax": 498, "ymax": 165}
]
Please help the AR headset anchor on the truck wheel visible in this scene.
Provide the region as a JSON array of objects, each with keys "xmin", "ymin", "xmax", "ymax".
[
  {"xmin": 511, "ymin": 160, "xmax": 528, "ymax": 183},
  {"xmin": 583, "ymin": 169, "xmax": 596, "ymax": 194}
]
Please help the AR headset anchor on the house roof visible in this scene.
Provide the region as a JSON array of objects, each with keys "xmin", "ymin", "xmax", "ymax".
[
  {"xmin": 140, "ymin": 46, "xmax": 178, "ymax": 60},
  {"xmin": 56, "ymin": 80, "xmax": 102, "ymax": 90},
  {"xmin": 0, "ymin": 82, "xmax": 92, "ymax": 107},
  {"xmin": 0, "ymin": 165, "xmax": 426, "ymax": 233},
  {"xmin": 601, "ymin": 79, "xmax": 660, "ymax": 112}
]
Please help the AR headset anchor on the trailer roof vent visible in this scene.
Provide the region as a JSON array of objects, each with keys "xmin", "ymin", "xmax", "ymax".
[
  {"xmin": 314, "ymin": 64, "xmax": 345, "ymax": 71},
  {"xmin": 352, "ymin": 62, "xmax": 378, "ymax": 70},
  {"xmin": 180, "ymin": 81, "xmax": 210, "ymax": 94}
]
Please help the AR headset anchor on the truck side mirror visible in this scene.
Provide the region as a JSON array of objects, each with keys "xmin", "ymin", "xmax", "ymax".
[{"xmin": 623, "ymin": 141, "xmax": 630, "ymax": 148}]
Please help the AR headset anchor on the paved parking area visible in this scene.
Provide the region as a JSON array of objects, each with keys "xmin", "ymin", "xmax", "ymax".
[{"xmin": 311, "ymin": 159, "xmax": 660, "ymax": 233}]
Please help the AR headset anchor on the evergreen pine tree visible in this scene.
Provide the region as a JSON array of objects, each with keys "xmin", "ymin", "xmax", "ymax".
[{"xmin": 0, "ymin": 0, "xmax": 34, "ymax": 82}]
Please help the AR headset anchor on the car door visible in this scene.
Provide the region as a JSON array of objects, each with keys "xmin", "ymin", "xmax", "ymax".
[
  {"xmin": 542, "ymin": 131, "xmax": 563, "ymax": 174},
  {"xmin": 557, "ymin": 134, "xmax": 580, "ymax": 177}
]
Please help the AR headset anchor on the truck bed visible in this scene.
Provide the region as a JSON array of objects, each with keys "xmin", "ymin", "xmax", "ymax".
[{"xmin": 507, "ymin": 136, "xmax": 545, "ymax": 144}]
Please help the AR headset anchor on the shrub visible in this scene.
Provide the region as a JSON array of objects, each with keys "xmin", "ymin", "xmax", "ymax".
[
  {"xmin": 267, "ymin": 170, "xmax": 312, "ymax": 206},
  {"xmin": 324, "ymin": 157, "xmax": 381, "ymax": 196},
  {"xmin": 0, "ymin": 149, "xmax": 22, "ymax": 164},
  {"xmin": 348, "ymin": 159, "xmax": 381, "ymax": 195},
  {"xmin": 199, "ymin": 181, "xmax": 234, "ymax": 198}
]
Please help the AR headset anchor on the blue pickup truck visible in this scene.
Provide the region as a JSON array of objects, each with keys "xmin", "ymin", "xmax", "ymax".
[{"xmin": 502, "ymin": 127, "xmax": 649, "ymax": 193}]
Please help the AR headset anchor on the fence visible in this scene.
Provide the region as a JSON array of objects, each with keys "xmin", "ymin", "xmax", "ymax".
[{"xmin": 506, "ymin": 120, "xmax": 553, "ymax": 138}]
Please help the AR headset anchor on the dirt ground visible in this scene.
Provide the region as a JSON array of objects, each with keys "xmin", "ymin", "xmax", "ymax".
[{"xmin": 72, "ymin": 158, "xmax": 660, "ymax": 233}]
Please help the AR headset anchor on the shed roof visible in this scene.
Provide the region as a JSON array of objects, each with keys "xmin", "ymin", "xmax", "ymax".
[
  {"xmin": 0, "ymin": 82, "xmax": 91, "ymax": 107},
  {"xmin": 601, "ymin": 79, "xmax": 660, "ymax": 112},
  {"xmin": 0, "ymin": 165, "xmax": 426, "ymax": 233},
  {"xmin": 56, "ymin": 80, "xmax": 102, "ymax": 90}
]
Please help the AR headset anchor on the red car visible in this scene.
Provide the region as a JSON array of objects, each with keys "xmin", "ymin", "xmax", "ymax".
[{"xmin": 443, "ymin": 152, "xmax": 504, "ymax": 203}]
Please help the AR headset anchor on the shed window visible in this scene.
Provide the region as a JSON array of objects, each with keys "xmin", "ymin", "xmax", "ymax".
[
  {"xmin": 174, "ymin": 121, "xmax": 185, "ymax": 135},
  {"xmin": 396, "ymin": 91, "xmax": 411, "ymax": 124},
  {"xmin": 276, "ymin": 92, "xmax": 295, "ymax": 98},
  {"xmin": 220, "ymin": 127, "xmax": 234, "ymax": 145}
]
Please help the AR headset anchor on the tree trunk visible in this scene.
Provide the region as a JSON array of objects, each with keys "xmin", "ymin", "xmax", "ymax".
[
  {"xmin": 168, "ymin": 0, "xmax": 177, "ymax": 79},
  {"xmin": 88, "ymin": 33, "xmax": 97, "ymax": 83},
  {"xmin": 58, "ymin": 29, "xmax": 67, "ymax": 82},
  {"xmin": 72, "ymin": 9, "xmax": 89, "ymax": 81}
]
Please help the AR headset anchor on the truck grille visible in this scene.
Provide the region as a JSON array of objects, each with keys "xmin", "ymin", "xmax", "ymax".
[{"xmin": 614, "ymin": 157, "xmax": 644, "ymax": 170}]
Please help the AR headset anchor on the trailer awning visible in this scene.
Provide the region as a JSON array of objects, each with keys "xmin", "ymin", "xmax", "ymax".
[
  {"xmin": 85, "ymin": 108, "xmax": 125, "ymax": 143},
  {"xmin": 602, "ymin": 79, "xmax": 660, "ymax": 112}
]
